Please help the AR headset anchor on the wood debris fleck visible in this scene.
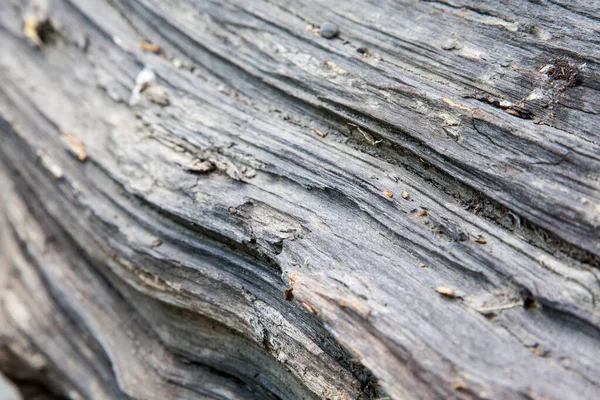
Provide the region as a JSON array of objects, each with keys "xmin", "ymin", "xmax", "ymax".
[
  {"xmin": 435, "ymin": 286, "xmax": 456, "ymax": 297},
  {"xmin": 130, "ymin": 68, "xmax": 156, "ymax": 105},
  {"xmin": 140, "ymin": 41, "xmax": 161, "ymax": 53},
  {"xmin": 37, "ymin": 150, "xmax": 64, "ymax": 179},
  {"xmin": 305, "ymin": 24, "xmax": 320, "ymax": 34},
  {"xmin": 301, "ymin": 302, "xmax": 318, "ymax": 314},
  {"xmin": 383, "ymin": 189, "xmax": 393, "ymax": 198},
  {"xmin": 61, "ymin": 133, "xmax": 87, "ymax": 161},
  {"xmin": 23, "ymin": 16, "xmax": 43, "ymax": 47}
]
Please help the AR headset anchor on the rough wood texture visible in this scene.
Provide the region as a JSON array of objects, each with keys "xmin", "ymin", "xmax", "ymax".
[{"xmin": 1, "ymin": 0, "xmax": 599, "ymax": 399}]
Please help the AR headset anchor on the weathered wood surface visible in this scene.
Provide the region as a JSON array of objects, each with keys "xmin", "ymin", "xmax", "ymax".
[{"xmin": 1, "ymin": 0, "xmax": 599, "ymax": 399}]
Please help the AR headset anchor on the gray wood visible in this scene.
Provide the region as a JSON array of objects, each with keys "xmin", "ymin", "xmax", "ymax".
[{"xmin": 1, "ymin": 0, "xmax": 599, "ymax": 399}]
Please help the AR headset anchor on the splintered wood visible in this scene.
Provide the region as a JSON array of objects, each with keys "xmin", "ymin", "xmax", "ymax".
[{"xmin": 347, "ymin": 122, "xmax": 382, "ymax": 146}]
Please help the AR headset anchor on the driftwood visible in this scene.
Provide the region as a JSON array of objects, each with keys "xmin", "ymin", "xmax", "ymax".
[{"xmin": 1, "ymin": 0, "xmax": 599, "ymax": 399}]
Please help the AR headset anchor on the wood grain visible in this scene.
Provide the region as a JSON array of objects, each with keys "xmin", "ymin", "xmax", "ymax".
[{"xmin": 1, "ymin": 0, "xmax": 599, "ymax": 398}]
